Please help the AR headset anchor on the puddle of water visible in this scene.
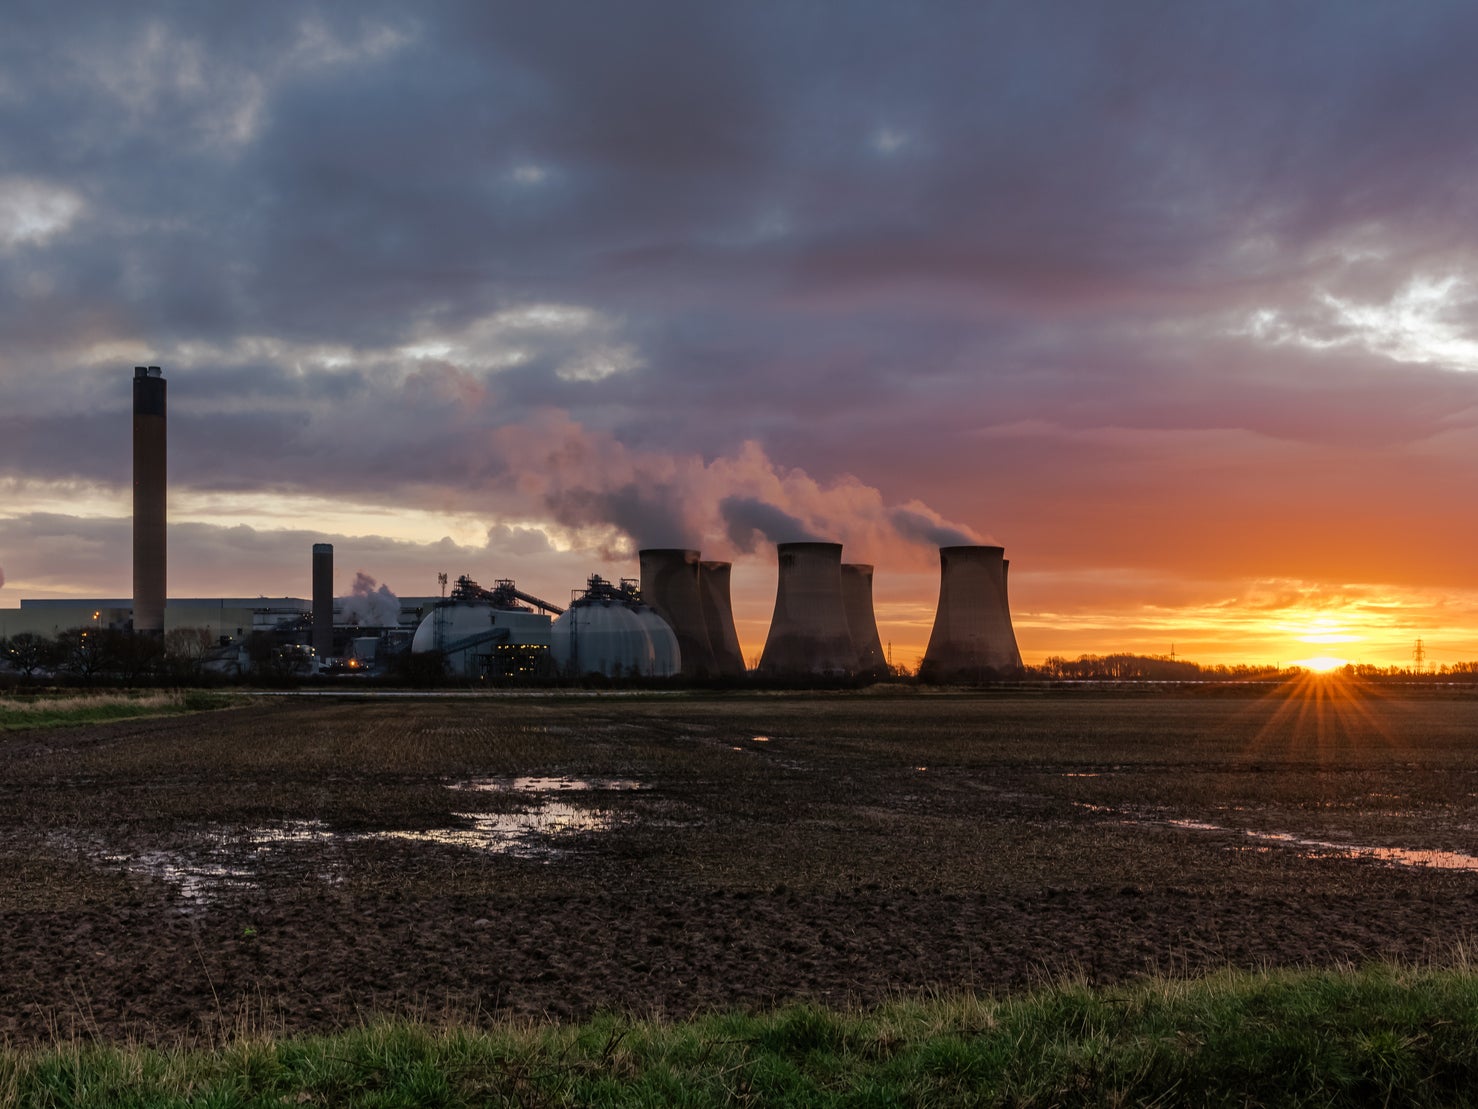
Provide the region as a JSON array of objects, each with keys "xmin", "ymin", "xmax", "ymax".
[
  {"xmin": 105, "ymin": 851, "xmax": 257, "ymax": 903},
  {"xmin": 1063, "ymin": 773, "xmax": 1100, "ymax": 778},
  {"xmin": 1158, "ymin": 822, "xmax": 1478, "ymax": 875},
  {"xmin": 451, "ymin": 776, "xmax": 645, "ymax": 793},
  {"xmin": 101, "ymin": 820, "xmax": 338, "ymax": 905},
  {"xmin": 1075, "ymin": 802, "xmax": 1478, "ymax": 872},
  {"xmin": 752, "ymin": 736, "xmax": 772, "ymax": 742},
  {"xmin": 1160, "ymin": 815, "xmax": 1478, "ymax": 872},
  {"xmin": 98, "ymin": 793, "xmax": 624, "ymax": 905},
  {"xmin": 364, "ymin": 805, "xmax": 613, "ymax": 858}
]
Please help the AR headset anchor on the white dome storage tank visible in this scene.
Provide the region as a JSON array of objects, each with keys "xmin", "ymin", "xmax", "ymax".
[
  {"xmin": 551, "ymin": 576, "xmax": 681, "ymax": 678},
  {"xmin": 410, "ymin": 576, "xmax": 555, "ymax": 679}
]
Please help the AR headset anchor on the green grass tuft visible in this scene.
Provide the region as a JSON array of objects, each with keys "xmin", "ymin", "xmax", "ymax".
[{"xmin": 8, "ymin": 963, "xmax": 1478, "ymax": 1106}]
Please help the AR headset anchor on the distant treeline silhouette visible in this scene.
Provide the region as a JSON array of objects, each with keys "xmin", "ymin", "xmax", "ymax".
[{"xmin": 1030, "ymin": 653, "xmax": 1478, "ymax": 682}]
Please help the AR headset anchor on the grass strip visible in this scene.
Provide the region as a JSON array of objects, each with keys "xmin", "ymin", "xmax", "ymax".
[
  {"xmin": 0, "ymin": 690, "xmax": 236, "ymax": 731},
  {"xmin": 5, "ymin": 961, "xmax": 1478, "ymax": 1107}
]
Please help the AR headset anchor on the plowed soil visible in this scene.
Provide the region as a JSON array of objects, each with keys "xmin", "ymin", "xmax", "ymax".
[{"xmin": 4, "ymin": 684, "xmax": 1478, "ymax": 1046}]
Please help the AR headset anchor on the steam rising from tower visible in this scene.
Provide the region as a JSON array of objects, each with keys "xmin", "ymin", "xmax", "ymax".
[
  {"xmin": 132, "ymin": 365, "xmax": 166, "ymax": 634},
  {"xmin": 920, "ymin": 545, "xmax": 1023, "ymax": 678}
]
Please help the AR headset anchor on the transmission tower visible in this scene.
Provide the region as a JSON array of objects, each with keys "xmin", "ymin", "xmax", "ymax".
[{"xmin": 1413, "ymin": 637, "xmax": 1426, "ymax": 673}]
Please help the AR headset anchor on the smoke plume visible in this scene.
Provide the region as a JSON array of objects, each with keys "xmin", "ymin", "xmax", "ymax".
[
  {"xmin": 340, "ymin": 571, "xmax": 401, "ymax": 626},
  {"xmin": 484, "ymin": 413, "xmax": 982, "ymax": 563},
  {"xmin": 719, "ymin": 496, "xmax": 818, "ymax": 552},
  {"xmin": 889, "ymin": 508, "xmax": 981, "ymax": 548},
  {"xmin": 0, "ymin": 565, "xmax": 5, "ymax": 589},
  {"xmin": 547, "ymin": 482, "xmax": 698, "ymax": 550}
]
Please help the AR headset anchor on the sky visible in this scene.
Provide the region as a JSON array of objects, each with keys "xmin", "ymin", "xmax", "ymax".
[{"xmin": 4, "ymin": 1, "xmax": 1478, "ymax": 671}]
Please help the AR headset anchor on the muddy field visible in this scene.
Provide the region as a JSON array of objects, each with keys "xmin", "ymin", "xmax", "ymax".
[{"xmin": 4, "ymin": 684, "xmax": 1478, "ymax": 1046}]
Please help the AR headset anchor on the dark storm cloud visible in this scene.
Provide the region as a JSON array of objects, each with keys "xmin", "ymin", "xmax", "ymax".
[{"xmin": 7, "ymin": 0, "xmax": 1478, "ymax": 619}]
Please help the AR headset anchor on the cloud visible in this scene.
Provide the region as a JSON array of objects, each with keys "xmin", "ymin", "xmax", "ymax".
[{"xmin": 0, "ymin": 178, "xmax": 85, "ymax": 249}]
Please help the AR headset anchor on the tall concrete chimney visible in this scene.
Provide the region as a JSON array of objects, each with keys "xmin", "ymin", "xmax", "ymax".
[
  {"xmin": 698, "ymin": 560, "xmax": 747, "ymax": 676},
  {"xmin": 920, "ymin": 545, "xmax": 1023, "ymax": 679},
  {"xmin": 639, "ymin": 548, "xmax": 716, "ymax": 677},
  {"xmin": 840, "ymin": 562, "xmax": 887, "ymax": 678},
  {"xmin": 132, "ymin": 365, "xmax": 166, "ymax": 634},
  {"xmin": 758, "ymin": 541, "xmax": 855, "ymax": 676},
  {"xmin": 312, "ymin": 543, "xmax": 334, "ymax": 660}
]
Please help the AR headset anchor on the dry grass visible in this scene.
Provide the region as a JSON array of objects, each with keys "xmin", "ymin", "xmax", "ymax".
[{"xmin": 0, "ymin": 690, "xmax": 186, "ymax": 714}]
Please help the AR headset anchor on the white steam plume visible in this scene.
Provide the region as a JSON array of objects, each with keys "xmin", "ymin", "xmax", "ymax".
[{"xmin": 340, "ymin": 571, "xmax": 401, "ymax": 626}]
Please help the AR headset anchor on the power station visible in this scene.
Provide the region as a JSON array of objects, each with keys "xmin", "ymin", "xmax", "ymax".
[{"xmin": 2, "ymin": 367, "xmax": 1029, "ymax": 681}]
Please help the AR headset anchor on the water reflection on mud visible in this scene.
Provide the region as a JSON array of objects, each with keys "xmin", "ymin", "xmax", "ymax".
[
  {"xmin": 1161, "ymin": 818, "xmax": 1478, "ymax": 872},
  {"xmin": 1080, "ymin": 802, "xmax": 1478, "ymax": 872},
  {"xmin": 364, "ymin": 805, "xmax": 613, "ymax": 856},
  {"xmin": 102, "ymin": 820, "xmax": 338, "ymax": 904},
  {"xmin": 99, "ymin": 780, "xmax": 644, "ymax": 905},
  {"xmin": 451, "ymin": 776, "xmax": 645, "ymax": 793}
]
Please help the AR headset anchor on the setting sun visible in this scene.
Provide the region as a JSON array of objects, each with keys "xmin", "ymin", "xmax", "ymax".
[
  {"xmin": 1290, "ymin": 655, "xmax": 1348, "ymax": 673},
  {"xmin": 1288, "ymin": 616, "xmax": 1358, "ymax": 671}
]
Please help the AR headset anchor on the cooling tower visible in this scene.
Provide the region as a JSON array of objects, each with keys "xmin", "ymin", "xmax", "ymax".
[
  {"xmin": 840, "ymin": 563, "xmax": 887, "ymax": 678},
  {"xmin": 758, "ymin": 542, "xmax": 856, "ymax": 676},
  {"xmin": 698, "ymin": 560, "xmax": 747, "ymax": 676},
  {"xmin": 312, "ymin": 543, "xmax": 334, "ymax": 660},
  {"xmin": 920, "ymin": 545, "xmax": 1024, "ymax": 679},
  {"xmin": 1002, "ymin": 558, "xmax": 1022, "ymax": 664},
  {"xmin": 132, "ymin": 365, "xmax": 166, "ymax": 635},
  {"xmin": 638, "ymin": 548, "xmax": 716, "ymax": 677}
]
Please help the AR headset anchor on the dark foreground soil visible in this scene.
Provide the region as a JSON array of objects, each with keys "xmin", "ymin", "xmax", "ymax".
[{"xmin": 3, "ymin": 684, "xmax": 1478, "ymax": 1046}]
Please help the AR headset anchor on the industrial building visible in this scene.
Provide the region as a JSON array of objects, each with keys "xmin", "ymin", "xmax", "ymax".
[
  {"xmin": 550, "ymin": 575, "xmax": 680, "ymax": 678},
  {"xmin": 409, "ymin": 576, "xmax": 559, "ymax": 679}
]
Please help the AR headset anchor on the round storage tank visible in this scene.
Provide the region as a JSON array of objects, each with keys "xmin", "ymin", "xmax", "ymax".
[
  {"xmin": 551, "ymin": 601, "xmax": 681, "ymax": 678},
  {"xmin": 411, "ymin": 602, "xmax": 498, "ymax": 653},
  {"xmin": 411, "ymin": 602, "xmax": 553, "ymax": 679}
]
